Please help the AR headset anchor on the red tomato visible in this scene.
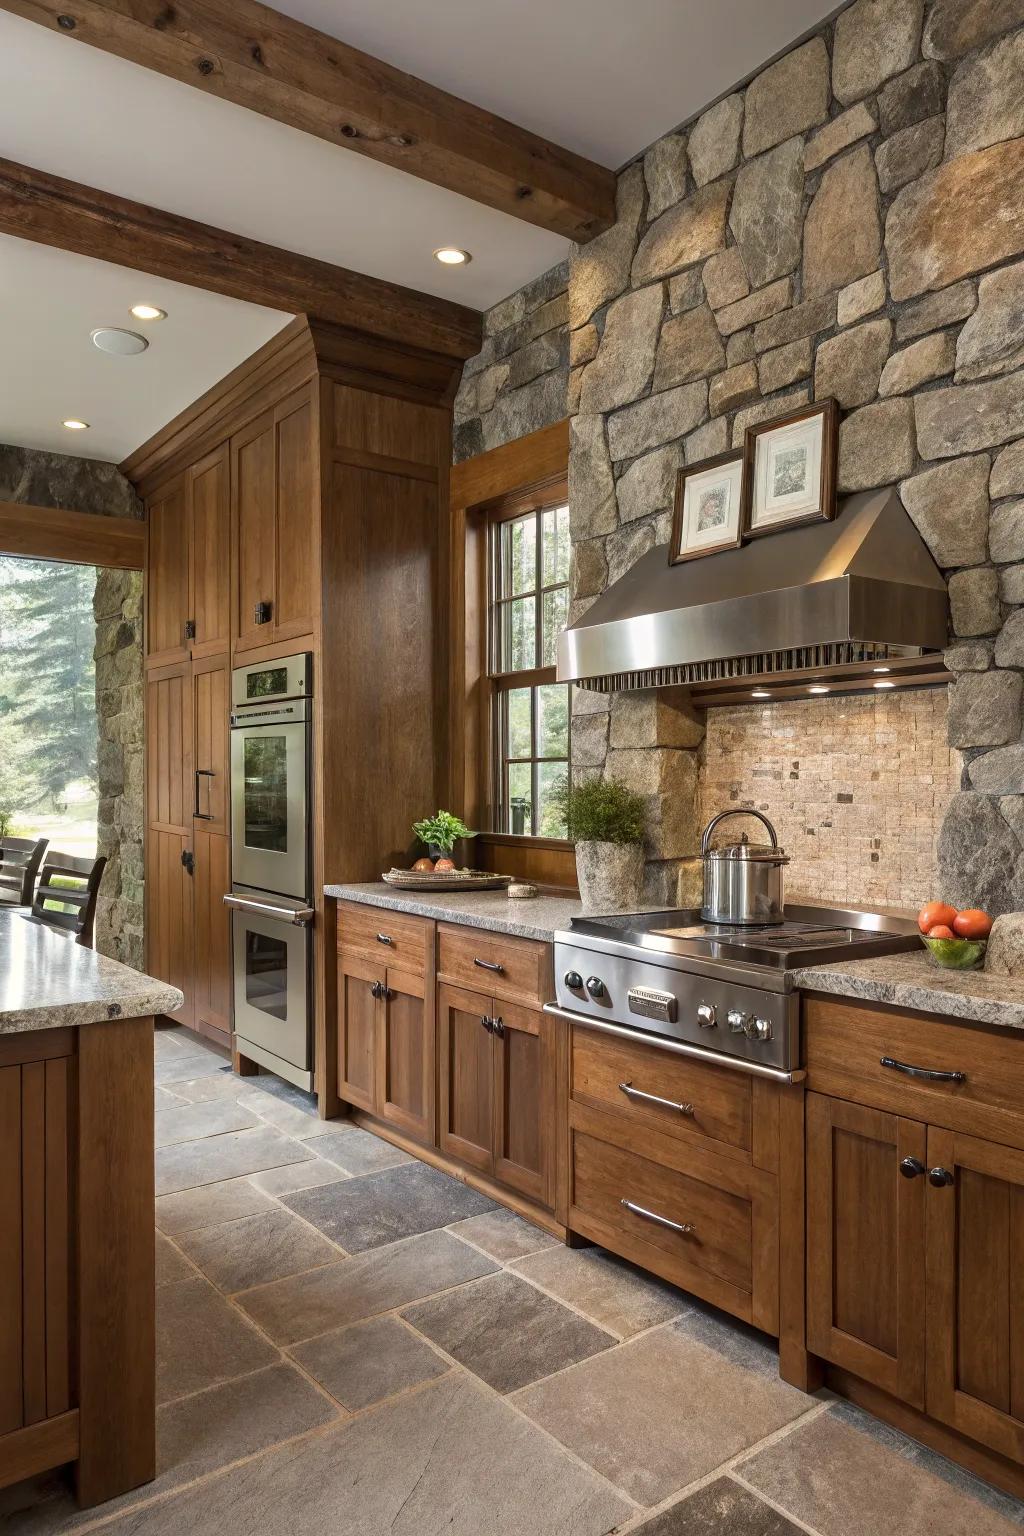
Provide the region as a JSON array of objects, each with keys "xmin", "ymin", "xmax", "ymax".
[
  {"xmin": 927, "ymin": 924, "xmax": 956, "ymax": 940},
  {"xmin": 952, "ymin": 909, "xmax": 992, "ymax": 939},
  {"xmin": 918, "ymin": 901, "xmax": 957, "ymax": 935}
]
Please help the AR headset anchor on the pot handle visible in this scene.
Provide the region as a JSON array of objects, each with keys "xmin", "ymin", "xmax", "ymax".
[{"xmin": 700, "ymin": 808, "xmax": 779, "ymax": 856}]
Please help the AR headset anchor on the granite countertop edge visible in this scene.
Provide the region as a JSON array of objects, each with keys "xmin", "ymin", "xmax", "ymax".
[
  {"xmin": 0, "ymin": 986, "xmax": 186, "ymax": 1036},
  {"xmin": 794, "ymin": 953, "xmax": 1024, "ymax": 1032},
  {"xmin": 325, "ymin": 881, "xmax": 584, "ymax": 941}
]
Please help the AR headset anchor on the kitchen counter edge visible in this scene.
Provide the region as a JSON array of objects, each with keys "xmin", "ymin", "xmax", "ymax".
[
  {"xmin": 326, "ymin": 881, "xmax": 585, "ymax": 941},
  {"xmin": 795, "ymin": 950, "xmax": 1024, "ymax": 1032}
]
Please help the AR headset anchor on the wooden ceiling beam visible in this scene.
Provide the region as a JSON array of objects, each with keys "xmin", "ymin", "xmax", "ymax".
[
  {"xmin": 2, "ymin": 0, "xmax": 616, "ymax": 241},
  {"xmin": 0, "ymin": 157, "xmax": 482, "ymax": 361}
]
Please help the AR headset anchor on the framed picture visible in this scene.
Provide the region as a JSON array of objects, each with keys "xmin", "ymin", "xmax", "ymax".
[
  {"xmin": 670, "ymin": 449, "xmax": 744, "ymax": 564},
  {"xmin": 743, "ymin": 398, "xmax": 839, "ymax": 537}
]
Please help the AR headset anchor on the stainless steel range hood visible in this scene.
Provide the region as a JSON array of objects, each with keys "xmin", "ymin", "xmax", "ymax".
[{"xmin": 558, "ymin": 487, "xmax": 949, "ymax": 692}]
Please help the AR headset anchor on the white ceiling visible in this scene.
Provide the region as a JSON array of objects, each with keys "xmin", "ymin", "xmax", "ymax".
[
  {"xmin": 0, "ymin": 0, "xmax": 840, "ymax": 462},
  {"xmin": 0, "ymin": 235, "xmax": 289, "ymax": 462}
]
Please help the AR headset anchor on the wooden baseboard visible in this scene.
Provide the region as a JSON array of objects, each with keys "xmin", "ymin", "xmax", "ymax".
[
  {"xmin": 828, "ymin": 1368, "xmax": 1024, "ymax": 1502},
  {"xmin": 347, "ymin": 1109, "xmax": 567, "ymax": 1241},
  {"xmin": 0, "ymin": 1410, "xmax": 79, "ymax": 1492}
]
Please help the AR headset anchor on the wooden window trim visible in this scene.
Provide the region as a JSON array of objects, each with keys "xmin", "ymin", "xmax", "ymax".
[{"xmin": 0, "ymin": 502, "xmax": 144, "ymax": 570}]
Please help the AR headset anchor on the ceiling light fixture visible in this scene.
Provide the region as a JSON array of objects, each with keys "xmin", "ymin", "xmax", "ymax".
[
  {"xmin": 874, "ymin": 680, "xmax": 896, "ymax": 689},
  {"xmin": 808, "ymin": 685, "xmax": 829, "ymax": 694},
  {"xmin": 92, "ymin": 327, "xmax": 149, "ymax": 356},
  {"xmin": 872, "ymin": 665, "xmax": 891, "ymax": 674},
  {"xmin": 751, "ymin": 688, "xmax": 771, "ymax": 699},
  {"xmin": 130, "ymin": 303, "xmax": 167, "ymax": 321},
  {"xmin": 433, "ymin": 247, "xmax": 472, "ymax": 265},
  {"xmin": 62, "ymin": 418, "xmax": 89, "ymax": 430}
]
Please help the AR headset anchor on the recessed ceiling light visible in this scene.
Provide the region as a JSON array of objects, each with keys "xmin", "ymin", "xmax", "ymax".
[
  {"xmin": 433, "ymin": 247, "xmax": 471, "ymax": 265},
  {"xmin": 874, "ymin": 680, "xmax": 896, "ymax": 689},
  {"xmin": 62, "ymin": 418, "xmax": 89, "ymax": 430},
  {"xmin": 91, "ymin": 327, "xmax": 149, "ymax": 356},
  {"xmin": 751, "ymin": 688, "xmax": 771, "ymax": 699},
  {"xmin": 872, "ymin": 665, "xmax": 891, "ymax": 674},
  {"xmin": 130, "ymin": 303, "xmax": 167, "ymax": 321},
  {"xmin": 808, "ymin": 684, "xmax": 830, "ymax": 694}
]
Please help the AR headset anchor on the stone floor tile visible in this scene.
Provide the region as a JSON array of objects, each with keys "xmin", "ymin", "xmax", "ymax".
[
  {"xmin": 94, "ymin": 1375, "xmax": 631, "ymax": 1536},
  {"xmin": 290, "ymin": 1315, "xmax": 448, "ymax": 1410},
  {"xmin": 672, "ymin": 1300, "xmax": 787, "ymax": 1379},
  {"xmin": 251, "ymin": 1158, "xmax": 350, "ymax": 1196},
  {"xmin": 237, "ymin": 1229, "xmax": 498, "ymax": 1345},
  {"xmin": 153, "ymin": 1051, "xmax": 226, "ymax": 1088},
  {"xmin": 153, "ymin": 1027, "xmax": 197, "ymax": 1060},
  {"xmin": 155, "ymin": 1126, "xmax": 313, "ymax": 1196},
  {"xmin": 153, "ymin": 1086, "xmax": 186, "ymax": 1110},
  {"xmin": 165, "ymin": 1070, "xmax": 247, "ymax": 1104},
  {"xmin": 511, "ymin": 1245, "xmax": 688, "ymax": 1338},
  {"xmin": 155, "ymin": 1232, "xmax": 196, "ymax": 1288},
  {"xmin": 1, "ymin": 1365, "xmax": 337, "ymax": 1533},
  {"xmin": 302, "ymin": 1125, "xmax": 413, "ymax": 1175},
  {"xmin": 402, "ymin": 1271, "xmax": 614, "ymax": 1393},
  {"xmin": 155, "ymin": 1176, "xmax": 275, "ymax": 1235},
  {"xmin": 513, "ymin": 1324, "xmax": 808, "ymax": 1506},
  {"xmin": 738, "ymin": 1400, "xmax": 1024, "ymax": 1535},
  {"xmin": 248, "ymin": 1072, "xmax": 320, "ymax": 1117},
  {"xmin": 237, "ymin": 1088, "xmax": 324, "ymax": 1138},
  {"xmin": 282, "ymin": 1159, "xmax": 494, "ymax": 1251},
  {"xmin": 633, "ymin": 1476, "xmax": 805, "ymax": 1534},
  {"xmin": 156, "ymin": 1276, "xmax": 278, "ymax": 1404},
  {"xmin": 153, "ymin": 1098, "xmax": 259, "ymax": 1148},
  {"xmin": 176, "ymin": 1208, "xmax": 342, "ymax": 1293},
  {"xmin": 450, "ymin": 1207, "xmax": 560, "ymax": 1262}
]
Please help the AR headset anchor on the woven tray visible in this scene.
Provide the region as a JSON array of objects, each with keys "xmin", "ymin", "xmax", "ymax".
[{"xmin": 381, "ymin": 868, "xmax": 515, "ymax": 892}]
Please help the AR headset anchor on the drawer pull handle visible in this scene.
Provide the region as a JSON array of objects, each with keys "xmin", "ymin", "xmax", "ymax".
[
  {"xmin": 376, "ymin": 933, "xmax": 393, "ymax": 945},
  {"xmin": 620, "ymin": 1199, "xmax": 694, "ymax": 1237},
  {"xmin": 618, "ymin": 1080, "xmax": 694, "ymax": 1116},
  {"xmin": 473, "ymin": 957, "xmax": 504, "ymax": 973},
  {"xmin": 880, "ymin": 1056, "xmax": 966, "ymax": 1085}
]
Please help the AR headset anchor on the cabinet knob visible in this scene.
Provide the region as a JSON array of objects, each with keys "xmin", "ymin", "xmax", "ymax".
[
  {"xmin": 253, "ymin": 600, "xmax": 272, "ymax": 625},
  {"xmin": 928, "ymin": 1166, "xmax": 955, "ymax": 1188},
  {"xmin": 370, "ymin": 980, "xmax": 383, "ymax": 999},
  {"xmin": 480, "ymin": 1014, "xmax": 494, "ymax": 1033},
  {"xmin": 899, "ymin": 1156, "xmax": 926, "ymax": 1180},
  {"xmin": 491, "ymin": 1016, "xmax": 505, "ymax": 1038},
  {"xmin": 183, "ymin": 618, "xmax": 196, "ymax": 641}
]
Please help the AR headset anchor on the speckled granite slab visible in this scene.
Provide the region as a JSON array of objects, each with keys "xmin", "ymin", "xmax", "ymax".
[
  {"xmin": 326, "ymin": 882, "xmax": 587, "ymax": 941},
  {"xmin": 795, "ymin": 950, "xmax": 1024, "ymax": 1032},
  {"xmin": 0, "ymin": 909, "xmax": 184, "ymax": 1033}
]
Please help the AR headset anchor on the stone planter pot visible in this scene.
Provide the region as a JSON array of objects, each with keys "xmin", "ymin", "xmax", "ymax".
[{"xmin": 575, "ymin": 840, "xmax": 645, "ymax": 914}]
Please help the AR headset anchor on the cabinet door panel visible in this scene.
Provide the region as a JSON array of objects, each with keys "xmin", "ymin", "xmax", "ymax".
[
  {"xmin": 806, "ymin": 1093, "xmax": 926, "ymax": 1408},
  {"xmin": 338, "ymin": 952, "xmax": 382, "ymax": 1113},
  {"xmin": 274, "ymin": 395, "xmax": 317, "ymax": 641},
  {"xmin": 493, "ymin": 1001, "xmax": 551, "ymax": 1206},
  {"xmin": 146, "ymin": 666, "xmax": 190, "ymax": 833},
  {"xmin": 438, "ymin": 983, "xmax": 493, "ymax": 1176},
  {"xmin": 192, "ymin": 657, "xmax": 229, "ymax": 835},
  {"xmin": 233, "ymin": 413, "xmax": 277, "ymax": 651},
  {"xmin": 189, "ymin": 443, "xmax": 230, "ymax": 656},
  {"xmin": 193, "ymin": 830, "xmax": 232, "ymax": 1043},
  {"xmin": 926, "ymin": 1129, "xmax": 1024, "ymax": 1461},
  {"xmin": 146, "ymin": 475, "xmax": 189, "ymax": 664},
  {"xmin": 146, "ymin": 829, "xmax": 193, "ymax": 1025},
  {"xmin": 0, "ymin": 1064, "xmax": 22, "ymax": 1436},
  {"xmin": 377, "ymin": 967, "xmax": 433, "ymax": 1146}
]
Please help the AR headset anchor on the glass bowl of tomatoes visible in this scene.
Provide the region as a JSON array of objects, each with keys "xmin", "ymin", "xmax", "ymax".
[{"xmin": 918, "ymin": 902, "xmax": 992, "ymax": 970}]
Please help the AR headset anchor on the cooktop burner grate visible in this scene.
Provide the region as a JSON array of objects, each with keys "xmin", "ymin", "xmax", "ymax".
[{"xmin": 745, "ymin": 928, "xmax": 857, "ymax": 950}]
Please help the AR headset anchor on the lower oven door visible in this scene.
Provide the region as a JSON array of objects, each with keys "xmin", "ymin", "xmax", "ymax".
[{"xmin": 229, "ymin": 895, "xmax": 313, "ymax": 1091}]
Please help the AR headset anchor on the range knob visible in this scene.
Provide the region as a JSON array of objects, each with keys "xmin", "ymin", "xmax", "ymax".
[
  {"xmin": 697, "ymin": 1003, "xmax": 717, "ymax": 1028},
  {"xmin": 727, "ymin": 1009, "xmax": 749, "ymax": 1034},
  {"xmin": 564, "ymin": 970, "xmax": 584, "ymax": 991},
  {"xmin": 585, "ymin": 975, "xmax": 606, "ymax": 998},
  {"xmin": 744, "ymin": 1016, "xmax": 773, "ymax": 1042}
]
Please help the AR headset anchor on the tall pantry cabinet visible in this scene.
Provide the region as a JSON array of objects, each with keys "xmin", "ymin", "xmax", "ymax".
[{"xmin": 127, "ymin": 317, "xmax": 463, "ymax": 1089}]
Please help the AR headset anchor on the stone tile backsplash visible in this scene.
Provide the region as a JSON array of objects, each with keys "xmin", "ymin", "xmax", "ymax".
[{"xmin": 698, "ymin": 688, "xmax": 961, "ymax": 911}]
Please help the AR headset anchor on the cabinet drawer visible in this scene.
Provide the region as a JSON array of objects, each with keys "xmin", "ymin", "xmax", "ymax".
[
  {"xmin": 337, "ymin": 901, "xmax": 431, "ymax": 976},
  {"xmin": 437, "ymin": 924, "xmax": 549, "ymax": 1006},
  {"xmin": 805, "ymin": 997, "xmax": 1024, "ymax": 1135},
  {"xmin": 571, "ymin": 1023, "xmax": 752, "ymax": 1158}
]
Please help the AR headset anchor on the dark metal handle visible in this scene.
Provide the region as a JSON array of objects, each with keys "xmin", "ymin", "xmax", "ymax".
[
  {"xmin": 183, "ymin": 618, "xmax": 196, "ymax": 641},
  {"xmin": 180, "ymin": 849, "xmax": 194, "ymax": 876},
  {"xmin": 474, "ymin": 957, "xmax": 504, "ymax": 973},
  {"xmin": 194, "ymin": 768, "xmax": 215, "ymax": 821},
  {"xmin": 880, "ymin": 1056, "xmax": 966, "ymax": 1084},
  {"xmin": 618, "ymin": 1080, "xmax": 694, "ymax": 1116},
  {"xmin": 480, "ymin": 1014, "xmax": 494, "ymax": 1033},
  {"xmin": 491, "ymin": 1016, "xmax": 504, "ymax": 1038},
  {"xmin": 929, "ymin": 1166, "xmax": 955, "ymax": 1188},
  {"xmin": 382, "ymin": 986, "xmax": 395, "ymax": 1002},
  {"xmin": 253, "ymin": 600, "xmax": 272, "ymax": 625},
  {"xmin": 371, "ymin": 980, "xmax": 383, "ymax": 999},
  {"xmin": 376, "ymin": 933, "xmax": 393, "ymax": 945},
  {"xmin": 900, "ymin": 1156, "xmax": 926, "ymax": 1180},
  {"xmin": 620, "ymin": 1198, "xmax": 694, "ymax": 1236}
]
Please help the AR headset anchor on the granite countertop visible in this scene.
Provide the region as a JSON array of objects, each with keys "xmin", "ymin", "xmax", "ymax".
[
  {"xmin": 795, "ymin": 950, "xmax": 1024, "ymax": 1032},
  {"xmin": 326, "ymin": 881, "xmax": 587, "ymax": 941},
  {"xmin": 0, "ymin": 908, "xmax": 184, "ymax": 1034}
]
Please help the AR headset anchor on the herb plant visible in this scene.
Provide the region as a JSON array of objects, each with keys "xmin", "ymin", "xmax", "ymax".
[
  {"xmin": 412, "ymin": 810, "xmax": 476, "ymax": 855},
  {"xmin": 550, "ymin": 776, "xmax": 645, "ymax": 846}
]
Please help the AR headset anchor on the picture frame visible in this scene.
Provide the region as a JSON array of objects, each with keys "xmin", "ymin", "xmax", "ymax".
[
  {"xmin": 669, "ymin": 449, "xmax": 745, "ymax": 564},
  {"xmin": 742, "ymin": 398, "xmax": 839, "ymax": 538}
]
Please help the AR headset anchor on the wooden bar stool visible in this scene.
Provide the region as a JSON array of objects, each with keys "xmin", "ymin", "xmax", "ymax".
[
  {"xmin": 0, "ymin": 834, "xmax": 48, "ymax": 906},
  {"xmin": 32, "ymin": 851, "xmax": 108, "ymax": 948}
]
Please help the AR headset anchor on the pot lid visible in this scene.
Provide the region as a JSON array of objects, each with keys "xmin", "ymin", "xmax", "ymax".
[{"xmin": 707, "ymin": 832, "xmax": 789, "ymax": 863}]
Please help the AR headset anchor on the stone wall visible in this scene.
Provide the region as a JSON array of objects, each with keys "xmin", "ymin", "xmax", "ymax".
[
  {"xmin": 453, "ymin": 261, "xmax": 569, "ymax": 461},
  {"xmin": 567, "ymin": 0, "xmax": 1024, "ymax": 914},
  {"xmin": 0, "ymin": 444, "xmax": 144, "ymax": 963}
]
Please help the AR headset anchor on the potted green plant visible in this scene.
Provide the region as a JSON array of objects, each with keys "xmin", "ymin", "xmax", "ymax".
[
  {"xmin": 412, "ymin": 810, "xmax": 476, "ymax": 870},
  {"xmin": 551, "ymin": 775, "xmax": 646, "ymax": 913}
]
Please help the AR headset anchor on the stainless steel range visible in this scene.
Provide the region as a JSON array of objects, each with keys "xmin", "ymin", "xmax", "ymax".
[{"xmin": 545, "ymin": 905, "xmax": 920, "ymax": 1082}]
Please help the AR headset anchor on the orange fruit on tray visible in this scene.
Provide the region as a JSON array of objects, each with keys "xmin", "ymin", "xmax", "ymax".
[
  {"xmin": 434, "ymin": 857, "xmax": 456, "ymax": 871},
  {"xmin": 918, "ymin": 901, "xmax": 957, "ymax": 935}
]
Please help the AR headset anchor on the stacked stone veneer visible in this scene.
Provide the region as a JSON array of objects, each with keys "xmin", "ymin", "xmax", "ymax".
[
  {"xmin": 557, "ymin": 0, "xmax": 1024, "ymax": 913},
  {"xmin": 0, "ymin": 444, "xmax": 143, "ymax": 964}
]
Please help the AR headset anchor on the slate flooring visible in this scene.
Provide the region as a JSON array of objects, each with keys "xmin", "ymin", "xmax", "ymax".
[{"xmin": 6, "ymin": 1021, "xmax": 1024, "ymax": 1536}]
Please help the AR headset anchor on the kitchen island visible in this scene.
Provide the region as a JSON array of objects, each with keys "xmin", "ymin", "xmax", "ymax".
[{"xmin": 0, "ymin": 909, "xmax": 183, "ymax": 1507}]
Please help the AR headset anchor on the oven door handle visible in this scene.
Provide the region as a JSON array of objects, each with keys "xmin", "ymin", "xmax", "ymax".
[{"xmin": 223, "ymin": 893, "xmax": 314, "ymax": 926}]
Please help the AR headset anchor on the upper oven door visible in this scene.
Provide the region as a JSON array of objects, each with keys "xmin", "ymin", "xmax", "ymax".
[{"xmin": 231, "ymin": 713, "xmax": 309, "ymax": 899}]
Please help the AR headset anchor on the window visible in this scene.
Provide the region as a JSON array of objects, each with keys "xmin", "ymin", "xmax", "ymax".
[{"xmin": 489, "ymin": 497, "xmax": 570, "ymax": 837}]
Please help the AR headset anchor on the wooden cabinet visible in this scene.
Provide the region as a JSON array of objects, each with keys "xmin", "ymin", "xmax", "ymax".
[
  {"xmin": 145, "ymin": 665, "xmax": 193, "ymax": 1026},
  {"xmin": 146, "ymin": 474, "xmax": 189, "ymax": 665},
  {"xmin": 232, "ymin": 390, "xmax": 317, "ymax": 652},
  {"xmin": 145, "ymin": 447, "xmax": 230, "ymax": 665},
  {"xmin": 337, "ymin": 947, "xmax": 435, "ymax": 1144},
  {"xmin": 438, "ymin": 981, "xmax": 554, "ymax": 1207},
  {"xmin": 337, "ymin": 953, "xmax": 380, "ymax": 1113},
  {"xmin": 192, "ymin": 656, "xmax": 229, "ymax": 836},
  {"xmin": 192, "ymin": 829, "xmax": 232, "ymax": 1041}
]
